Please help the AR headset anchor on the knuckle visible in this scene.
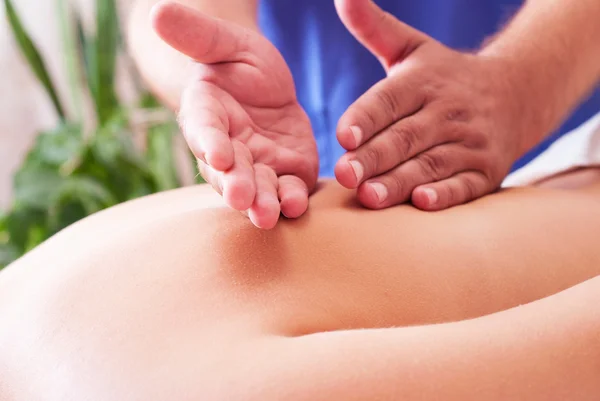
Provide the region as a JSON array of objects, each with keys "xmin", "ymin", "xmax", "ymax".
[
  {"xmin": 444, "ymin": 106, "xmax": 471, "ymax": 123},
  {"xmin": 362, "ymin": 146, "xmax": 382, "ymax": 173},
  {"xmin": 389, "ymin": 121, "xmax": 420, "ymax": 159},
  {"xmin": 461, "ymin": 175, "xmax": 479, "ymax": 201},
  {"xmin": 444, "ymin": 184, "xmax": 457, "ymax": 206},
  {"xmin": 420, "ymin": 75, "xmax": 443, "ymax": 101},
  {"xmin": 374, "ymin": 88, "xmax": 399, "ymax": 120},
  {"xmin": 437, "ymin": 99, "xmax": 471, "ymax": 123},
  {"xmin": 195, "ymin": 64, "xmax": 219, "ymax": 83},
  {"xmin": 357, "ymin": 106, "xmax": 378, "ymax": 131},
  {"xmin": 460, "ymin": 126, "xmax": 489, "ymax": 150},
  {"xmin": 417, "ymin": 152, "xmax": 446, "ymax": 179},
  {"xmin": 258, "ymin": 164, "xmax": 278, "ymax": 184},
  {"xmin": 388, "ymin": 172, "xmax": 409, "ymax": 200}
]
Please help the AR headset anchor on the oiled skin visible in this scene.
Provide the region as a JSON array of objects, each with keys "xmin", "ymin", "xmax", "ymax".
[{"xmin": 1, "ymin": 178, "xmax": 600, "ymax": 400}]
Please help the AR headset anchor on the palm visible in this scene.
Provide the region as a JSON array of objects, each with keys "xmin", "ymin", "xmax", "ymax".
[
  {"xmin": 152, "ymin": 1, "xmax": 318, "ymax": 228},
  {"xmin": 196, "ymin": 36, "xmax": 318, "ymax": 185}
]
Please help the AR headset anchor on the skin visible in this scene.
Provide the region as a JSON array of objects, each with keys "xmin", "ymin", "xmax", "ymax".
[
  {"xmin": 130, "ymin": 0, "xmax": 600, "ymax": 229},
  {"xmin": 1, "ymin": 171, "xmax": 600, "ymax": 400},
  {"xmin": 148, "ymin": 2, "xmax": 319, "ymax": 228},
  {"xmin": 333, "ymin": 0, "xmax": 600, "ymax": 210}
]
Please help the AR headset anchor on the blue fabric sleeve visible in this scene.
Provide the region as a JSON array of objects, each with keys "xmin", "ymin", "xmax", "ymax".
[{"xmin": 258, "ymin": 0, "xmax": 600, "ymax": 176}]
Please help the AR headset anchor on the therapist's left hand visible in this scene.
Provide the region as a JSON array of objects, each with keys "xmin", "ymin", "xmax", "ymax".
[{"xmin": 334, "ymin": 0, "xmax": 533, "ymax": 211}]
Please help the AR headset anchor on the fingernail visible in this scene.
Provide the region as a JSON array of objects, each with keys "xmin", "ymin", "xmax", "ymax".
[
  {"xmin": 348, "ymin": 160, "xmax": 364, "ymax": 183},
  {"xmin": 423, "ymin": 188, "xmax": 438, "ymax": 206},
  {"xmin": 349, "ymin": 126, "xmax": 362, "ymax": 147},
  {"xmin": 369, "ymin": 182, "xmax": 388, "ymax": 203}
]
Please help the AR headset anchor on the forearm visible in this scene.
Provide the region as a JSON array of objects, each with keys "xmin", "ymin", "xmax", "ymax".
[
  {"xmin": 480, "ymin": 0, "xmax": 600, "ymax": 154},
  {"xmin": 243, "ymin": 275, "xmax": 600, "ymax": 400},
  {"xmin": 127, "ymin": 0, "xmax": 258, "ymax": 110}
]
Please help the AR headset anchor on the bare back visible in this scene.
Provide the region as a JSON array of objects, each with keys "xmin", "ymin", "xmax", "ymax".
[{"xmin": 1, "ymin": 180, "xmax": 600, "ymax": 400}]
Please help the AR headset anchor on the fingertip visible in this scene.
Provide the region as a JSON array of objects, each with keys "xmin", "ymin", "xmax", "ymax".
[
  {"xmin": 149, "ymin": 0, "xmax": 166, "ymax": 24},
  {"xmin": 149, "ymin": 0, "xmax": 178, "ymax": 35},
  {"xmin": 356, "ymin": 182, "xmax": 385, "ymax": 209},
  {"xmin": 334, "ymin": 0, "xmax": 370, "ymax": 27},
  {"xmin": 334, "ymin": 160, "xmax": 358, "ymax": 189},
  {"xmin": 223, "ymin": 177, "xmax": 255, "ymax": 211},
  {"xmin": 248, "ymin": 212, "xmax": 278, "ymax": 230},
  {"xmin": 280, "ymin": 191, "xmax": 309, "ymax": 219},
  {"xmin": 337, "ymin": 125, "xmax": 362, "ymax": 150},
  {"xmin": 276, "ymin": 175, "xmax": 310, "ymax": 218},
  {"xmin": 248, "ymin": 194, "xmax": 280, "ymax": 229},
  {"xmin": 411, "ymin": 186, "xmax": 439, "ymax": 210}
]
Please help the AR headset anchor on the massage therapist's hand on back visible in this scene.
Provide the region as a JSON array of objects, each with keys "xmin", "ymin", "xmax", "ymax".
[
  {"xmin": 333, "ymin": 0, "xmax": 525, "ymax": 211},
  {"xmin": 151, "ymin": 0, "xmax": 508, "ymax": 221},
  {"xmin": 150, "ymin": 1, "xmax": 319, "ymax": 230},
  {"xmin": 142, "ymin": 0, "xmax": 600, "ymax": 228}
]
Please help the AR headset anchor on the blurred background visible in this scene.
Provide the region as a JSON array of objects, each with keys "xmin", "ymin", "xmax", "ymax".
[{"xmin": 0, "ymin": 0, "xmax": 196, "ymax": 267}]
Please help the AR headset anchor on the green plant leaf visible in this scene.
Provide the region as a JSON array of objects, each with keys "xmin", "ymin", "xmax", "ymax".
[
  {"xmin": 58, "ymin": 176, "xmax": 117, "ymax": 210},
  {"xmin": 47, "ymin": 176, "xmax": 117, "ymax": 231},
  {"xmin": 3, "ymin": 0, "xmax": 66, "ymax": 121},
  {"xmin": 0, "ymin": 243, "xmax": 20, "ymax": 270},
  {"xmin": 92, "ymin": 113, "xmax": 138, "ymax": 167},
  {"xmin": 2, "ymin": 0, "xmax": 182, "ymax": 265},
  {"xmin": 0, "ymin": 211, "xmax": 12, "ymax": 267},
  {"xmin": 85, "ymin": 113, "xmax": 157, "ymax": 201},
  {"xmin": 1, "ymin": 207, "xmax": 47, "ymax": 255},
  {"xmin": 12, "ymin": 167, "xmax": 64, "ymax": 210},
  {"xmin": 24, "ymin": 224, "xmax": 48, "ymax": 253},
  {"xmin": 75, "ymin": 10, "xmax": 98, "ymax": 106},
  {"xmin": 23, "ymin": 123, "xmax": 84, "ymax": 169},
  {"xmin": 94, "ymin": 0, "xmax": 120, "ymax": 124},
  {"xmin": 74, "ymin": 0, "xmax": 121, "ymax": 124},
  {"xmin": 56, "ymin": 0, "xmax": 84, "ymax": 121},
  {"xmin": 146, "ymin": 121, "xmax": 180, "ymax": 191}
]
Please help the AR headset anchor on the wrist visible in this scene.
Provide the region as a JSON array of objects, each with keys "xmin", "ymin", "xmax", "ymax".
[{"xmin": 477, "ymin": 51, "xmax": 557, "ymax": 157}]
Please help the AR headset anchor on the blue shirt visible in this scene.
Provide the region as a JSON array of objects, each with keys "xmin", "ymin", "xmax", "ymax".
[{"xmin": 258, "ymin": 0, "xmax": 600, "ymax": 176}]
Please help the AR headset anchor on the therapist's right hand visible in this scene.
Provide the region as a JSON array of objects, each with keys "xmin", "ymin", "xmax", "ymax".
[{"xmin": 151, "ymin": 1, "xmax": 319, "ymax": 229}]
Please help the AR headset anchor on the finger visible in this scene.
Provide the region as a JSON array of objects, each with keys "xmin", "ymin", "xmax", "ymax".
[
  {"xmin": 336, "ymin": 74, "xmax": 425, "ymax": 151},
  {"xmin": 179, "ymin": 81, "xmax": 234, "ymax": 171},
  {"xmin": 357, "ymin": 144, "xmax": 484, "ymax": 209},
  {"xmin": 247, "ymin": 135, "xmax": 320, "ymax": 194},
  {"xmin": 412, "ymin": 171, "xmax": 494, "ymax": 211},
  {"xmin": 198, "ymin": 158, "xmax": 252, "ymax": 222},
  {"xmin": 247, "ymin": 164, "xmax": 280, "ymax": 230},
  {"xmin": 336, "ymin": 112, "xmax": 440, "ymax": 188},
  {"xmin": 197, "ymin": 159, "xmax": 223, "ymax": 195},
  {"xmin": 150, "ymin": 0, "xmax": 249, "ymax": 64},
  {"xmin": 278, "ymin": 175, "xmax": 309, "ymax": 219},
  {"xmin": 334, "ymin": 0, "xmax": 428, "ymax": 68},
  {"xmin": 221, "ymin": 140, "xmax": 256, "ymax": 211}
]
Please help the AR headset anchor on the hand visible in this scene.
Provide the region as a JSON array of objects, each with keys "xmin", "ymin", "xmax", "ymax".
[
  {"xmin": 151, "ymin": 1, "xmax": 319, "ymax": 229},
  {"xmin": 334, "ymin": 0, "xmax": 531, "ymax": 211}
]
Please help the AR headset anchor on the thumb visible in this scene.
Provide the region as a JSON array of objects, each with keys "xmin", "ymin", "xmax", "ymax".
[
  {"xmin": 334, "ymin": 0, "xmax": 429, "ymax": 68},
  {"xmin": 150, "ymin": 0, "xmax": 248, "ymax": 64}
]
